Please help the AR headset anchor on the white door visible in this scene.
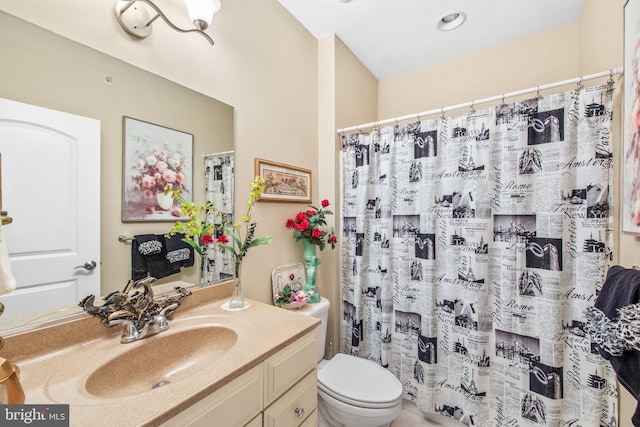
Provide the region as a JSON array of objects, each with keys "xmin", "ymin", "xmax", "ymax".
[{"xmin": 0, "ymin": 98, "xmax": 100, "ymax": 318}]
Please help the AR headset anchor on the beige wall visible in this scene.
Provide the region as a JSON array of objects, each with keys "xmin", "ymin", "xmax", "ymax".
[{"xmin": 317, "ymin": 35, "xmax": 378, "ymax": 356}]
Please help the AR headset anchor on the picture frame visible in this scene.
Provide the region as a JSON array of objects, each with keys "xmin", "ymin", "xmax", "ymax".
[
  {"xmin": 624, "ymin": 0, "xmax": 640, "ymax": 234},
  {"xmin": 271, "ymin": 262, "xmax": 306, "ymax": 306},
  {"xmin": 255, "ymin": 158, "xmax": 312, "ymax": 203},
  {"xmin": 122, "ymin": 116, "xmax": 193, "ymax": 222}
]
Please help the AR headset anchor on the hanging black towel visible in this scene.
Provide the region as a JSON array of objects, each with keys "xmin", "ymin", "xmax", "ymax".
[
  {"xmin": 585, "ymin": 265, "xmax": 640, "ymax": 426},
  {"xmin": 131, "ymin": 234, "xmax": 162, "ymax": 280},
  {"xmin": 131, "ymin": 233, "xmax": 193, "ymax": 281},
  {"xmin": 165, "ymin": 233, "xmax": 195, "ymax": 271}
]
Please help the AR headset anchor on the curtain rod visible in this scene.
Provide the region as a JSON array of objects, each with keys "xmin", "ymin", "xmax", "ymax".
[{"xmin": 337, "ymin": 67, "xmax": 623, "ymax": 134}]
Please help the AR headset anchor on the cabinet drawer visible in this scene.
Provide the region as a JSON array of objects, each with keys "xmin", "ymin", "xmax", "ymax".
[
  {"xmin": 299, "ymin": 410, "xmax": 317, "ymax": 427},
  {"xmin": 264, "ymin": 332, "xmax": 316, "ymax": 406},
  {"xmin": 160, "ymin": 364, "xmax": 263, "ymax": 427},
  {"xmin": 264, "ymin": 370, "xmax": 317, "ymax": 427}
]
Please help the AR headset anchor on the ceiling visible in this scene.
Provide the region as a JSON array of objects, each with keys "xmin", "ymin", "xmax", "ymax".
[{"xmin": 277, "ymin": 0, "xmax": 586, "ymax": 80}]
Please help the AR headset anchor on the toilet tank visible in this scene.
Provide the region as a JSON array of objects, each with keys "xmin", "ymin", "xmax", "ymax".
[{"xmin": 295, "ymin": 297, "xmax": 330, "ymax": 363}]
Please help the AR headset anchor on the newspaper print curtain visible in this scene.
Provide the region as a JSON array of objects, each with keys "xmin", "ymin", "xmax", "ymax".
[
  {"xmin": 204, "ymin": 152, "xmax": 235, "ymax": 280},
  {"xmin": 340, "ymin": 84, "xmax": 618, "ymax": 426}
]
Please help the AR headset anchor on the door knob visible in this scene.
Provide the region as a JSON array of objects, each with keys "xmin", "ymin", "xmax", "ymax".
[
  {"xmin": 74, "ymin": 260, "xmax": 97, "ymax": 271},
  {"xmin": 294, "ymin": 407, "xmax": 304, "ymax": 418}
]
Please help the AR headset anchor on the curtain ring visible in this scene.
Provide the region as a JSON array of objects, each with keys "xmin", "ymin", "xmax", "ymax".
[
  {"xmin": 469, "ymin": 101, "xmax": 476, "ymax": 114},
  {"xmin": 575, "ymin": 77, "xmax": 583, "ymax": 93},
  {"xmin": 395, "ymin": 117, "xmax": 399, "ymax": 127},
  {"xmin": 536, "ymin": 86, "xmax": 542, "ymax": 100},
  {"xmin": 500, "ymin": 94, "xmax": 506, "ymax": 108},
  {"xmin": 417, "ymin": 112, "xmax": 421, "ymax": 122},
  {"xmin": 440, "ymin": 107, "xmax": 446, "ymax": 120}
]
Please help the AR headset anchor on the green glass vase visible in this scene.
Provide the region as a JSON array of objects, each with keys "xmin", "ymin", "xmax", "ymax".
[{"xmin": 302, "ymin": 240, "xmax": 321, "ymax": 303}]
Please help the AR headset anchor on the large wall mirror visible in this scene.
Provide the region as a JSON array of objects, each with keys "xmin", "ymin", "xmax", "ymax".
[{"xmin": 0, "ymin": 11, "xmax": 234, "ymax": 333}]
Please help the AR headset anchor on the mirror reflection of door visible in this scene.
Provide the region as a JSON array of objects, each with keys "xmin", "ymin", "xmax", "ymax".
[{"xmin": 0, "ymin": 98, "xmax": 100, "ymax": 318}]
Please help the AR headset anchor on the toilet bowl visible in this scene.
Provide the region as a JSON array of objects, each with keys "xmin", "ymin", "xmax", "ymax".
[{"xmin": 296, "ymin": 298, "xmax": 403, "ymax": 427}]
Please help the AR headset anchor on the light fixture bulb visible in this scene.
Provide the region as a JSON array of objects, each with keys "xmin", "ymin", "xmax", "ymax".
[
  {"xmin": 437, "ymin": 11, "xmax": 466, "ymax": 31},
  {"xmin": 183, "ymin": 0, "xmax": 221, "ymax": 30}
]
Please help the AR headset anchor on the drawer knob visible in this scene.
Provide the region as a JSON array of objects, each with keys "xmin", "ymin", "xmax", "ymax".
[{"xmin": 294, "ymin": 407, "xmax": 305, "ymax": 418}]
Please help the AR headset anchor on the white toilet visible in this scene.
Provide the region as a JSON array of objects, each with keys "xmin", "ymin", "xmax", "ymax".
[{"xmin": 297, "ymin": 298, "xmax": 403, "ymax": 427}]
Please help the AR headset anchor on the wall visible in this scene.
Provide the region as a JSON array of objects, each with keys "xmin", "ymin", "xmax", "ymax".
[
  {"xmin": 318, "ymin": 34, "xmax": 378, "ymax": 356},
  {"xmin": 0, "ymin": 0, "xmax": 319, "ymax": 305}
]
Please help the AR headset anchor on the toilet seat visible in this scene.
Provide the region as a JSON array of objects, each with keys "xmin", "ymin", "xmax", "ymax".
[{"xmin": 317, "ymin": 353, "xmax": 403, "ymax": 409}]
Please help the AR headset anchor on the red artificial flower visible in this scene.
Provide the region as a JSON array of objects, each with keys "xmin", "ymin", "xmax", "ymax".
[
  {"xmin": 330, "ymin": 235, "xmax": 338, "ymax": 243},
  {"xmin": 295, "ymin": 218, "xmax": 310, "ymax": 231},
  {"xmin": 321, "ymin": 199, "xmax": 330, "ymax": 207},
  {"xmin": 312, "ymin": 228, "xmax": 322, "ymax": 239},
  {"xmin": 216, "ymin": 235, "xmax": 229, "ymax": 244},
  {"xmin": 296, "ymin": 212, "xmax": 306, "ymax": 221},
  {"xmin": 285, "ymin": 218, "xmax": 296, "ymax": 229},
  {"xmin": 201, "ymin": 234, "xmax": 214, "ymax": 246},
  {"xmin": 306, "ymin": 210, "xmax": 317, "ymax": 217}
]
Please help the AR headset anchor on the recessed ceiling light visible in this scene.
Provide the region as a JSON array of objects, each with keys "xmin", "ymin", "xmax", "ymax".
[{"xmin": 437, "ymin": 12, "xmax": 466, "ymax": 31}]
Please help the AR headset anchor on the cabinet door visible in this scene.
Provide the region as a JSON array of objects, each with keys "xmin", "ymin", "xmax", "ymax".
[
  {"xmin": 245, "ymin": 413, "xmax": 262, "ymax": 427},
  {"xmin": 264, "ymin": 370, "xmax": 317, "ymax": 427},
  {"xmin": 264, "ymin": 332, "xmax": 316, "ymax": 406},
  {"xmin": 161, "ymin": 364, "xmax": 263, "ymax": 427}
]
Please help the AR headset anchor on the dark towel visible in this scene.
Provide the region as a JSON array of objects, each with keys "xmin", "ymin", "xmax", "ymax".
[
  {"xmin": 590, "ymin": 265, "xmax": 640, "ymax": 426},
  {"xmin": 131, "ymin": 233, "xmax": 193, "ymax": 281},
  {"xmin": 165, "ymin": 233, "xmax": 194, "ymax": 270},
  {"xmin": 131, "ymin": 234, "xmax": 161, "ymax": 280}
]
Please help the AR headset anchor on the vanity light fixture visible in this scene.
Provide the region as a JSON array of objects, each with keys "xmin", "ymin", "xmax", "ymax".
[
  {"xmin": 114, "ymin": 0, "xmax": 220, "ymax": 45},
  {"xmin": 437, "ymin": 11, "xmax": 466, "ymax": 31}
]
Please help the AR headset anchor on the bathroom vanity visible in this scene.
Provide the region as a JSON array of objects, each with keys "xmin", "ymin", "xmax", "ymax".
[{"xmin": 1, "ymin": 281, "xmax": 320, "ymax": 426}]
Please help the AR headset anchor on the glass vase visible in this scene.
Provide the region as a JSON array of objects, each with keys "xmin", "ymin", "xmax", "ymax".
[
  {"xmin": 302, "ymin": 240, "xmax": 321, "ymax": 303},
  {"xmin": 227, "ymin": 258, "xmax": 246, "ymax": 309},
  {"xmin": 198, "ymin": 253, "xmax": 209, "ymax": 286}
]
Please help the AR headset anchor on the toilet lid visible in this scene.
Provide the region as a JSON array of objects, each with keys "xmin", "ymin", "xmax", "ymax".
[{"xmin": 318, "ymin": 353, "xmax": 402, "ymax": 408}]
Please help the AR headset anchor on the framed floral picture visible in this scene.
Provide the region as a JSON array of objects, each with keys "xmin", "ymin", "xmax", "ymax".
[
  {"xmin": 624, "ymin": 0, "xmax": 640, "ymax": 234},
  {"xmin": 122, "ymin": 116, "xmax": 193, "ymax": 222},
  {"xmin": 255, "ymin": 158, "xmax": 312, "ymax": 203}
]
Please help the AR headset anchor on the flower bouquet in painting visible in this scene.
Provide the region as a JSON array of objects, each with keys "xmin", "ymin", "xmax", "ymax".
[{"xmin": 122, "ymin": 117, "xmax": 193, "ymax": 221}]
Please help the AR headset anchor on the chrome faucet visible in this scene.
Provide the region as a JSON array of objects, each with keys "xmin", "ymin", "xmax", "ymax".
[{"xmin": 79, "ymin": 277, "xmax": 191, "ymax": 344}]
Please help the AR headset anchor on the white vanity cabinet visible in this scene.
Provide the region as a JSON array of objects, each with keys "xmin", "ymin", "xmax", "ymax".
[{"xmin": 161, "ymin": 332, "xmax": 317, "ymax": 427}]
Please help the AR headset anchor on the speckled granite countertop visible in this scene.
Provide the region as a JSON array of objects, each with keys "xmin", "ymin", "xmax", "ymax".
[{"xmin": 2, "ymin": 282, "xmax": 320, "ymax": 426}]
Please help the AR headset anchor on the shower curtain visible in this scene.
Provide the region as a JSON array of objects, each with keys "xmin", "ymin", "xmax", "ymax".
[
  {"xmin": 340, "ymin": 84, "xmax": 618, "ymax": 426},
  {"xmin": 204, "ymin": 151, "xmax": 235, "ymax": 281}
]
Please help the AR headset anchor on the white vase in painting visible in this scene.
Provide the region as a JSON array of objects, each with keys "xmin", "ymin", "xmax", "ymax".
[{"xmin": 156, "ymin": 191, "xmax": 174, "ymax": 211}]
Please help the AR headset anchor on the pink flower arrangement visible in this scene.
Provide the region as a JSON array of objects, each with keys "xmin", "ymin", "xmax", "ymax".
[
  {"xmin": 285, "ymin": 199, "xmax": 337, "ymax": 251},
  {"xmin": 131, "ymin": 143, "xmax": 188, "ymax": 198},
  {"xmin": 274, "ymin": 272, "xmax": 313, "ymax": 308}
]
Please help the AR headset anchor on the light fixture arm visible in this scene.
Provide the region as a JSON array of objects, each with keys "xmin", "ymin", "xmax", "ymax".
[{"xmin": 114, "ymin": 0, "xmax": 214, "ymax": 45}]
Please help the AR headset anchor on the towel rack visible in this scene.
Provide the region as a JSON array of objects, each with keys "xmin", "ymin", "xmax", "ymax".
[{"xmin": 118, "ymin": 235, "xmax": 134, "ymax": 243}]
